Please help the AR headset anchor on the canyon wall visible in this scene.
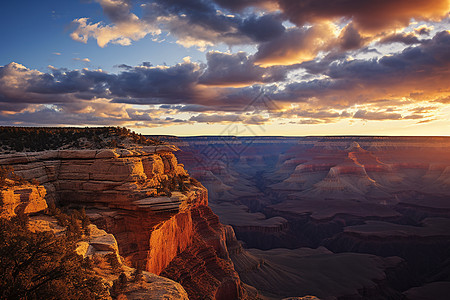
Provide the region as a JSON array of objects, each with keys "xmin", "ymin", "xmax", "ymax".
[
  {"xmin": 0, "ymin": 146, "xmax": 255, "ymax": 299},
  {"xmin": 0, "ymin": 181, "xmax": 191, "ymax": 300},
  {"xmin": 162, "ymin": 136, "xmax": 450, "ymax": 299}
]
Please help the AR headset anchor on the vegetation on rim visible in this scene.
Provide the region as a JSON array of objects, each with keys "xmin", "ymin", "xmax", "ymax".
[{"xmin": 0, "ymin": 126, "xmax": 163, "ymax": 153}]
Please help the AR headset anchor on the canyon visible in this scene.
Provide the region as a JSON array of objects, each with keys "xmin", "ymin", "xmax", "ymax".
[
  {"xmin": 157, "ymin": 135, "xmax": 450, "ymax": 299},
  {"xmin": 2, "ymin": 133, "xmax": 450, "ymax": 299}
]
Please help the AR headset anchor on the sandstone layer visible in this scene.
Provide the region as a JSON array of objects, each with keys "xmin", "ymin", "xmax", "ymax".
[
  {"xmin": 0, "ymin": 184, "xmax": 190, "ymax": 300},
  {"xmin": 1, "ymin": 146, "xmax": 255, "ymax": 299}
]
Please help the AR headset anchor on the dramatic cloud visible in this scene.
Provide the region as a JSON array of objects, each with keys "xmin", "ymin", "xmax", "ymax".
[
  {"xmin": 238, "ymin": 13, "xmax": 285, "ymax": 42},
  {"xmin": 353, "ymin": 110, "xmax": 402, "ymax": 121},
  {"xmin": 70, "ymin": 0, "xmax": 449, "ymax": 61},
  {"xmin": 378, "ymin": 32, "xmax": 421, "ymax": 45},
  {"xmin": 190, "ymin": 113, "xmax": 269, "ymax": 125},
  {"xmin": 199, "ymin": 51, "xmax": 290, "ymax": 86},
  {"xmin": 71, "ymin": 0, "xmax": 159, "ymax": 47},
  {"xmin": 415, "ymin": 25, "xmax": 434, "ymax": 35},
  {"xmin": 278, "ymin": 30, "xmax": 450, "ymax": 107},
  {"xmin": 254, "ymin": 23, "xmax": 337, "ymax": 66},
  {"xmin": 141, "ymin": 1, "xmax": 286, "ymax": 49},
  {"xmin": 2, "ymin": 29, "xmax": 450, "ymax": 127},
  {"xmin": 108, "ymin": 58, "xmax": 205, "ymax": 102},
  {"xmin": 337, "ymin": 23, "xmax": 366, "ymax": 50},
  {"xmin": 276, "ymin": 0, "xmax": 449, "ymax": 33}
]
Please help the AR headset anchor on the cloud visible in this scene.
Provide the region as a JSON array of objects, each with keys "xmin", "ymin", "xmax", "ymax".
[
  {"xmin": 278, "ymin": 30, "xmax": 450, "ymax": 107},
  {"xmin": 199, "ymin": 51, "xmax": 290, "ymax": 86},
  {"xmin": 353, "ymin": 110, "xmax": 403, "ymax": 120},
  {"xmin": 141, "ymin": 0, "xmax": 253, "ymax": 49},
  {"xmin": 254, "ymin": 23, "xmax": 337, "ymax": 66},
  {"xmin": 108, "ymin": 58, "xmax": 206, "ymax": 103},
  {"xmin": 69, "ymin": 0, "xmax": 449, "ymax": 62},
  {"xmin": 189, "ymin": 113, "xmax": 241, "ymax": 123},
  {"xmin": 71, "ymin": 0, "xmax": 160, "ymax": 47},
  {"xmin": 189, "ymin": 112, "xmax": 269, "ymax": 125},
  {"xmin": 2, "ymin": 31, "xmax": 449, "ymax": 126},
  {"xmin": 276, "ymin": 0, "xmax": 449, "ymax": 33},
  {"xmin": 213, "ymin": 0, "xmax": 276, "ymax": 12},
  {"xmin": 74, "ymin": 58, "xmax": 91, "ymax": 62},
  {"xmin": 337, "ymin": 23, "xmax": 366, "ymax": 50},
  {"xmin": 415, "ymin": 25, "xmax": 434, "ymax": 35},
  {"xmin": 238, "ymin": 13, "xmax": 285, "ymax": 42},
  {"xmin": 378, "ymin": 32, "xmax": 421, "ymax": 45},
  {"xmin": 433, "ymin": 96, "xmax": 450, "ymax": 103},
  {"xmin": 68, "ymin": 0, "xmax": 283, "ymax": 51}
]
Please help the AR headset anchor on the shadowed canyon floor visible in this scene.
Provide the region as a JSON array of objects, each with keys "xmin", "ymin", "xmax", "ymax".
[{"xmin": 155, "ymin": 136, "xmax": 450, "ymax": 299}]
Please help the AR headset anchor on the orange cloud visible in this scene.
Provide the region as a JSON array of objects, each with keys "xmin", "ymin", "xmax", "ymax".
[
  {"xmin": 277, "ymin": 0, "xmax": 450, "ymax": 33},
  {"xmin": 254, "ymin": 23, "xmax": 337, "ymax": 66}
]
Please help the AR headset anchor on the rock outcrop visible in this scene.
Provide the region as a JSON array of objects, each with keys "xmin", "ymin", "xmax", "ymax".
[
  {"xmin": 1, "ymin": 146, "xmax": 255, "ymax": 299},
  {"xmin": 0, "ymin": 181, "xmax": 47, "ymax": 218},
  {"xmin": 31, "ymin": 215, "xmax": 190, "ymax": 300},
  {"xmin": 0, "ymin": 183, "xmax": 190, "ymax": 300}
]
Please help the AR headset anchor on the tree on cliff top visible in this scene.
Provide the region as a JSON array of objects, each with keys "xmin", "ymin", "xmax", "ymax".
[
  {"xmin": 0, "ymin": 126, "xmax": 164, "ymax": 153},
  {"xmin": 0, "ymin": 215, "xmax": 108, "ymax": 299}
]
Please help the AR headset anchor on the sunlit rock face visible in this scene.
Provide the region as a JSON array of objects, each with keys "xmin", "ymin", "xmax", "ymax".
[
  {"xmin": 0, "ymin": 182, "xmax": 190, "ymax": 300},
  {"xmin": 0, "ymin": 146, "xmax": 183, "ymax": 206},
  {"xmin": 160, "ymin": 206, "xmax": 256, "ymax": 300},
  {"xmin": 1, "ymin": 145, "xmax": 255, "ymax": 300},
  {"xmin": 0, "ymin": 181, "xmax": 47, "ymax": 218}
]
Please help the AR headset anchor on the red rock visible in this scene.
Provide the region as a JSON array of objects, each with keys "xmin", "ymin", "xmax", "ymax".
[
  {"xmin": 0, "ymin": 182, "xmax": 47, "ymax": 218},
  {"xmin": 3, "ymin": 147, "xmax": 259, "ymax": 299}
]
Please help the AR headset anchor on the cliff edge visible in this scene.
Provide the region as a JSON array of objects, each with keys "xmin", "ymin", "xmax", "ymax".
[{"xmin": 0, "ymin": 145, "xmax": 256, "ymax": 299}]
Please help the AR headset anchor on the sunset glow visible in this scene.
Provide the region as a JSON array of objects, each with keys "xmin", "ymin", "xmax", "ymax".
[{"xmin": 0, "ymin": 0, "xmax": 449, "ymax": 135}]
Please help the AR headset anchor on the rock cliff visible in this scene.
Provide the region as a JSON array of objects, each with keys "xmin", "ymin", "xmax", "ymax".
[
  {"xmin": 0, "ymin": 181, "xmax": 190, "ymax": 300},
  {"xmin": 166, "ymin": 136, "xmax": 450, "ymax": 298},
  {"xmin": 0, "ymin": 146, "xmax": 255, "ymax": 299}
]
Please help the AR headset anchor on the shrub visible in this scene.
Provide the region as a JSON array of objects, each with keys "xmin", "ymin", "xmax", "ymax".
[
  {"xmin": 132, "ymin": 266, "xmax": 144, "ymax": 282},
  {"xmin": 111, "ymin": 272, "xmax": 128, "ymax": 297},
  {"xmin": 0, "ymin": 216, "xmax": 108, "ymax": 299}
]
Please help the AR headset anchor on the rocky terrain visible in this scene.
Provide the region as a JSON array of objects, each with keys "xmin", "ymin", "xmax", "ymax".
[
  {"xmin": 159, "ymin": 135, "xmax": 450, "ymax": 299},
  {"xmin": 3, "ymin": 131, "xmax": 450, "ymax": 299},
  {"xmin": 0, "ymin": 128, "xmax": 258, "ymax": 299},
  {"xmin": 0, "ymin": 180, "xmax": 190, "ymax": 299}
]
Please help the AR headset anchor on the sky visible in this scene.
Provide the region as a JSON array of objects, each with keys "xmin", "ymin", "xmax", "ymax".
[{"xmin": 0, "ymin": 0, "xmax": 449, "ymax": 136}]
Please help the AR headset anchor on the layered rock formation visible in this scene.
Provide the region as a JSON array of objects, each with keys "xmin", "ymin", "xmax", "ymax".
[
  {"xmin": 165, "ymin": 136, "xmax": 450, "ymax": 299},
  {"xmin": 1, "ymin": 145, "xmax": 255, "ymax": 299},
  {"xmin": 323, "ymin": 218, "xmax": 450, "ymax": 276},
  {"xmin": 0, "ymin": 181, "xmax": 190, "ymax": 300},
  {"xmin": 28, "ymin": 215, "xmax": 190, "ymax": 300},
  {"xmin": 226, "ymin": 226, "xmax": 407, "ymax": 300}
]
